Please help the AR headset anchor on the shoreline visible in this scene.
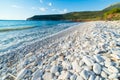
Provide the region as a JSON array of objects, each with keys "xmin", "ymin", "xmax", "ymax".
[
  {"xmin": 1, "ymin": 21, "xmax": 120, "ymax": 80},
  {"xmin": 0, "ymin": 23, "xmax": 81, "ymax": 56},
  {"xmin": 0, "ymin": 23, "xmax": 83, "ymax": 78}
]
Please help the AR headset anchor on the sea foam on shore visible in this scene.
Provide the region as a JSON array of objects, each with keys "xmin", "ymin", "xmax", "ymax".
[{"xmin": 1, "ymin": 21, "xmax": 120, "ymax": 80}]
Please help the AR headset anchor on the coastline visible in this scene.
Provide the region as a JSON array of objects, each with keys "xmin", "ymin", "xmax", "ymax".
[{"xmin": 1, "ymin": 21, "xmax": 120, "ymax": 80}]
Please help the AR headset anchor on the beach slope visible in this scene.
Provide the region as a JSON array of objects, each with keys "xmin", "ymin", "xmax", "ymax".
[{"xmin": 1, "ymin": 21, "xmax": 120, "ymax": 80}]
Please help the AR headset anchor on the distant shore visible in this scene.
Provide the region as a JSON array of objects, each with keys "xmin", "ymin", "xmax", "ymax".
[{"xmin": 1, "ymin": 21, "xmax": 120, "ymax": 80}]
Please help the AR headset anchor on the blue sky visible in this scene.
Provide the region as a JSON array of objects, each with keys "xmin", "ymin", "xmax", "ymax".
[{"xmin": 0, "ymin": 0, "xmax": 120, "ymax": 20}]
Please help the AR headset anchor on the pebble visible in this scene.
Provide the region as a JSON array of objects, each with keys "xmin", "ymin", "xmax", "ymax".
[
  {"xmin": 72, "ymin": 60, "xmax": 81, "ymax": 72},
  {"xmin": 55, "ymin": 72, "xmax": 60, "ymax": 76},
  {"xmin": 42, "ymin": 72, "xmax": 53, "ymax": 80},
  {"xmin": 32, "ymin": 69, "xmax": 43, "ymax": 80},
  {"xmin": 70, "ymin": 74, "xmax": 77, "ymax": 80},
  {"xmin": 76, "ymin": 76, "xmax": 84, "ymax": 80},
  {"xmin": 111, "ymin": 53, "xmax": 120, "ymax": 60},
  {"xmin": 108, "ymin": 73, "xmax": 118, "ymax": 79},
  {"xmin": 116, "ymin": 42, "xmax": 120, "ymax": 47},
  {"xmin": 16, "ymin": 68, "xmax": 28, "ymax": 80},
  {"xmin": 80, "ymin": 69, "xmax": 89, "ymax": 79},
  {"xmin": 88, "ymin": 75, "xmax": 95, "ymax": 80},
  {"xmin": 93, "ymin": 54, "xmax": 104, "ymax": 62},
  {"xmin": 58, "ymin": 71, "xmax": 71, "ymax": 80},
  {"xmin": 50, "ymin": 65, "xmax": 58, "ymax": 74},
  {"xmin": 102, "ymin": 67, "xmax": 111, "ymax": 75},
  {"xmin": 95, "ymin": 76, "xmax": 100, "ymax": 80},
  {"xmin": 101, "ymin": 71, "xmax": 108, "ymax": 78},
  {"xmin": 83, "ymin": 56, "xmax": 94, "ymax": 66},
  {"xmin": 93, "ymin": 63, "xmax": 101, "ymax": 74},
  {"xmin": 108, "ymin": 66, "xmax": 119, "ymax": 73},
  {"xmin": 62, "ymin": 61, "xmax": 72, "ymax": 70},
  {"xmin": 104, "ymin": 60, "xmax": 113, "ymax": 68},
  {"xmin": 79, "ymin": 60, "xmax": 84, "ymax": 66}
]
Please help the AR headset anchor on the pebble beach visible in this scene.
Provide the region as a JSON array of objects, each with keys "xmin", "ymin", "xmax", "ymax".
[{"xmin": 1, "ymin": 21, "xmax": 120, "ymax": 80}]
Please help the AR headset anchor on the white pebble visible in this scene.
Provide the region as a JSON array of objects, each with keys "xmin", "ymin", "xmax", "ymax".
[
  {"xmin": 80, "ymin": 69, "xmax": 89, "ymax": 79},
  {"xmin": 93, "ymin": 54, "xmax": 104, "ymax": 62},
  {"xmin": 88, "ymin": 74, "xmax": 95, "ymax": 80},
  {"xmin": 50, "ymin": 65, "xmax": 58, "ymax": 73},
  {"xmin": 101, "ymin": 71, "xmax": 108, "ymax": 78},
  {"xmin": 32, "ymin": 69, "xmax": 43, "ymax": 80},
  {"xmin": 42, "ymin": 72, "xmax": 52, "ymax": 80},
  {"xmin": 93, "ymin": 63, "xmax": 101, "ymax": 74},
  {"xmin": 108, "ymin": 66, "xmax": 119, "ymax": 73},
  {"xmin": 83, "ymin": 56, "xmax": 94, "ymax": 66},
  {"xmin": 16, "ymin": 68, "xmax": 28, "ymax": 80},
  {"xmin": 108, "ymin": 73, "xmax": 118, "ymax": 79}
]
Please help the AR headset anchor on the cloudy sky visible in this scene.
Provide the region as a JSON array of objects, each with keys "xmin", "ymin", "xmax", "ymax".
[{"xmin": 0, "ymin": 0, "xmax": 120, "ymax": 20}]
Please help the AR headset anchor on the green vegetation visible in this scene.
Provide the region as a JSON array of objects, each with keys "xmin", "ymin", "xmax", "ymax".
[
  {"xmin": 104, "ymin": 8, "xmax": 120, "ymax": 20},
  {"xmin": 27, "ymin": 11, "xmax": 104, "ymax": 21},
  {"xmin": 63, "ymin": 11, "xmax": 104, "ymax": 21},
  {"xmin": 27, "ymin": 2, "xmax": 120, "ymax": 21}
]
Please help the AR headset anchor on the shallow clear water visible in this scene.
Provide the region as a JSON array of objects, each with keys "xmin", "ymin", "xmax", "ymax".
[{"xmin": 0, "ymin": 20, "xmax": 78, "ymax": 54}]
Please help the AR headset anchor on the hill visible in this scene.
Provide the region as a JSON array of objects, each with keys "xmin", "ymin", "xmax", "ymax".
[
  {"xmin": 104, "ymin": 2, "xmax": 120, "ymax": 11},
  {"xmin": 27, "ymin": 2, "xmax": 120, "ymax": 21}
]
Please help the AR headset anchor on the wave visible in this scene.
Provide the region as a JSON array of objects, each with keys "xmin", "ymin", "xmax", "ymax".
[{"xmin": 0, "ymin": 26, "xmax": 36, "ymax": 32}]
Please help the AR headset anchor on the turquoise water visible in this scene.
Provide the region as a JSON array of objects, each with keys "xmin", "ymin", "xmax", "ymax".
[{"xmin": 0, "ymin": 20, "xmax": 78, "ymax": 54}]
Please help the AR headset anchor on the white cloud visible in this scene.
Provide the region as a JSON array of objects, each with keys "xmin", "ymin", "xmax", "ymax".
[
  {"xmin": 52, "ymin": 9, "xmax": 56, "ymax": 11},
  {"xmin": 40, "ymin": 0, "xmax": 43, "ymax": 3},
  {"xmin": 63, "ymin": 9, "xmax": 68, "ymax": 13},
  {"xmin": 11, "ymin": 5, "xmax": 22, "ymax": 8},
  {"xmin": 31, "ymin": 7, "xmax": 37, "ymax": 10},
  {"xmin": 39, "ymin": 7, "xmax": 47, "ymax": 12},
  {"xmin": 51, "ymin": 8, "xmax": 68, "ymax": 14},
  {"xmin": 48, "ymin": 2, "xmax": 52, "ymax": 6}
]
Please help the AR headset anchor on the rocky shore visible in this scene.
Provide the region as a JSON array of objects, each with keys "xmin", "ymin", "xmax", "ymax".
[{"xmin": 1, "ymin": 21, "xmax": 120, "ymax": 80}]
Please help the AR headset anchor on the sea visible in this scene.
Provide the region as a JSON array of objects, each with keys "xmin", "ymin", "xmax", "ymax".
[{"xmin": 0, "ymin": 20, "xmax": 79, "ymax": 54}]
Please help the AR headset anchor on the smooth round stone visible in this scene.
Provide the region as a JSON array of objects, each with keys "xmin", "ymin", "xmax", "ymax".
[
  {"xmin": 25, "ymin": 52, "xmax": 33, "ymax": 58},
  {"xmin": 108, "ymin": 66, "xmax": 119, "ymax": 73},
  {"xmin": 72, "ymin": 60, "xmax": 81, "ymax": 72},
  {"xmin": 88, "ymin": 74, "xmax": 95, "ymax": 80},
  {"xmin": 102, "ymin": 67, "xmax": 111, "ymax": 75},
  {"xmin": 95, "ymin": 76, "xmax": 100, "ymax": 80},
  {"xmin": 29, "ymin": 55, "xmax": 36, "ymax": 62},
  {"xmin": 101, "ymin": 71, "xmax": 108, "ymax": 78},
  {"xmin": 42, "ymin": 72, "xmax": 53, "ymax": 80},
  {"xmin": 108, "ymin": 73, "xmax": 118, "ymax": 79},
  {"xmin": 83, "ymin": 56, "xmax": 94, "ymax": 66},
  {"xmin": 70, "ymin": 74, "xmax": 77, "ymax": 80},
  {"xmin": 93, "ymin": 54, "xmax": 104, "ymax": 62},
  {"xmin": 84, "ymin": 66, "xmax": 91, "ymax": 71},
  {"xmin": 111, "ymin": 53, "xmax": 120, "ymax": 60},
  {"xmin": 50, "ymin": 65, "xmax": 58, "ymax": 73},
  {"xmin": 112, "ymin": 51, "xmax": 120, "ymax": 55},
  {"xmin": 105, "ymin": 61, "xmax": 113, "ymax": 67},
  {"xmin": 58, "ymin": 71, "xmax": 71, "ymax": 80},
  {"xmin": 79, "ymin": 60, "xmax": 84, "ymax": 67},
  {"xmin": 55, "ymin": 72, "xmax": 60, "ymax": 76},
  {"xmin": 99, "ymin": 62, "xmax": 105, "ymax": 66},
  {"xmin": 80, "ymin": 69, "xmax": 89, "ymax": 79},
  {"xmin": 32, "ymin": 69, "xmax": 43, "ymax": 80},
  {"xmin": 76, "ymin": 76, "xmax": 84, "ymax": 80},
  {"xmin": 89, "ymin": 71, "xmax": 95, "ymax": 75},
  {"xmin": 16, "ymin": 68, "xmax": 28, "ymax": 80},
  {"xmin": 62, "ymin": 61, "xmax": 72, "ymax": 70},
  {"xmin": 62, "ymin": 43, "xmax": 69, "ymax": 49},
  {"xmin": 93, "ymin": 63, "xmax": 101, "ymax": 74}
]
